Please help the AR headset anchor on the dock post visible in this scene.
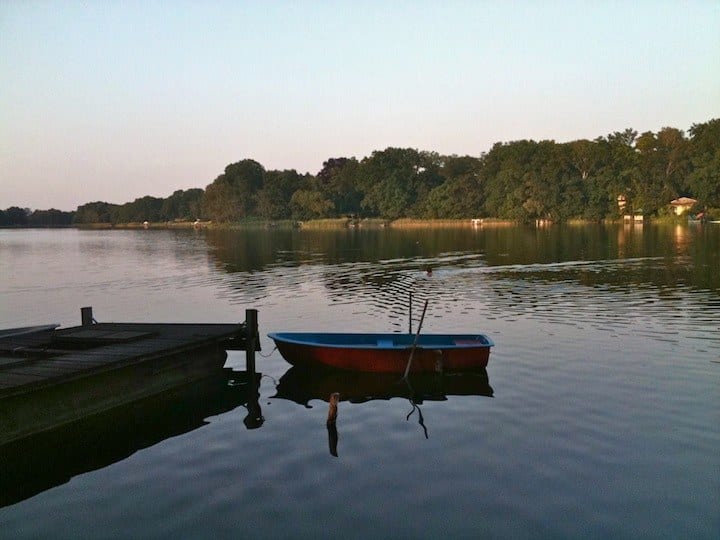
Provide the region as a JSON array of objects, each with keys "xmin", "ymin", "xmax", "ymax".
[
  {"xmin": 245, "ymin": 309, "xmax": 258, "ymax": 374},
  {"xmin": 243, "ymin": 308, "xmax": 264, "ymax": 429},
  {"xmin": 81, "ymin": 306, "xmax": 94, "ymax": 326}
]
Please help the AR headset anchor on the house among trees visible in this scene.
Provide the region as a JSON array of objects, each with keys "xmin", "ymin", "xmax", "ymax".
[
  {"xmin": 670, "ymin": 197, "xmax": 697, "ymax": 216},
  {"xmin": 616, "ymin": 195, "xmax": 627, "ymax": 212},
  {"xmin": 618, "ymin": 194, "xmax": 643, "ymax": 223}
]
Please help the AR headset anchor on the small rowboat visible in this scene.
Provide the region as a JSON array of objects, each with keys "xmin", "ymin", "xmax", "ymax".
[{"xmin": 267, "ymin": 332, "xmax": 494, "ymax": 373}]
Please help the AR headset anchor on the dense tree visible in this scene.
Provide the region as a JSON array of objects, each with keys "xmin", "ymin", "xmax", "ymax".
[
  {"xmin": 315, "ymin": 158, "xmax": 363, "ymax": 216},
  {"xmin": 358, "ymin": 148, "xmax": 444, "ymax": 219},
  {"xmin": 686, "ymin": 119, "xmax": 720, "ymax": 207},
  {"xmin": 202, "ymin": 181, "xmax": 236, "ymax": 222},
  {"xmin": 160, "ymin": 189, "xmax": 204, "ymax": 221},
  {"xmin": 481, "ymin": 140, "xmax": 551, "ymax": 220},
  {"xmin": 28, "ymin": 209, "xmax": 74, "ymax": 226},
  {"xmin": 73, "ymin": 202, "xmax": 117, "ymax": 224},
  {"xmin": 290, "ymin": 189, "xmax": 333, "ymax": 220},
  {"xmin": 567, "ymin": 140, "xmax": 602, "ymax": 181},
  {"xmin": 112, "ymin": 196, "xmax": 164, "ymax": 223},
  {"xmin": 1, "ymin": 207, "xmax": 30, "ymax": 226},
  {"xmin": 591, "ymin": 129, "xmax": 640, "ymax": 215},
  {"xmin": 202, "ymin": 159, "xmax": 265, "ymax": 221},
  {"xmin": 255, "ymin": 169, "xmax": 303, "ymax": 220},
  {"xmin": 635, "ymin": 127, "xmax": 689, "ymax": 213},
  {"xmin": 423, "ymin": 155, "xmax": 484, "ymax": 218}
]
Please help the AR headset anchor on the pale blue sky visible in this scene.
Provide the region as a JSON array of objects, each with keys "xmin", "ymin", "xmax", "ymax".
[{"xmin": 1, "ymin": 1, "xmax": 718, "ymax": 211}]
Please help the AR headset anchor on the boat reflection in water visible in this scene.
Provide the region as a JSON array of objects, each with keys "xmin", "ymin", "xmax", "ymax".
[
  {"xmin": 0, "ymin": 368, "xmax": 262, "ymax": 508},
  {"xmin": 273, "ymin": 366, "xmax": 493, "ymax": 456}
]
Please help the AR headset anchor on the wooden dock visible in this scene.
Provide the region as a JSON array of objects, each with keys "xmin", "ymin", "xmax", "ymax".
[{"xmin": 0, "ymin": 308, "xmax": 259, "ymax": 446}]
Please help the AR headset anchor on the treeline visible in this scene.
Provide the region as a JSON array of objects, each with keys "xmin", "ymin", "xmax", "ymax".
[
  {"xmin": 68, "ymin": 118, "xmax": 720, "ymax": 224},
  {"xmin": 0, "ymin": 207, "xmax": 74, "ymax": 227},
  {"xmin": 73, "ymin": 189, "xmax": 204, "ymax": 225}
]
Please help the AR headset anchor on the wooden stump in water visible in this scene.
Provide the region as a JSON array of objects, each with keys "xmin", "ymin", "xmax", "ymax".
[
  {"xmin": 327, "ymin": 392, "xmax": 340, "ymax": 457},
  {"xmin": 327, "ymin": 392, "xmax": 340, "ymax": 425}
]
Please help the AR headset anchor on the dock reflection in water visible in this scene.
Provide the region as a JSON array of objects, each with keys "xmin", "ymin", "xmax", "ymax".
[
  {"xmin": 273, "ymin": 366, "xmax": 493, "ymax": 455},
  {"xmin": 0, "ymin": 368, "xmax": 262, "ymax": 509}
]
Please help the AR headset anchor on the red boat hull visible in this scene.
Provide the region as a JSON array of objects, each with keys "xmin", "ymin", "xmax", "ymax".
[{"xmin": 273, "ymin": 340, "xmax": 490, "ymax": 373}]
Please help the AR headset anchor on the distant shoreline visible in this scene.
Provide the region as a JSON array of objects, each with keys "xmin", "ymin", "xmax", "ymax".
[
  {"xmin": 2, "ymin": 217, "xmax": 702, "ymax": 231},
  {"xmin": 2, "ymin": 218, "xmax": 512, "ymax": 230},
  {"xmin": 72, "ymin": 218, "xmax": 521, "ymax": 230}
]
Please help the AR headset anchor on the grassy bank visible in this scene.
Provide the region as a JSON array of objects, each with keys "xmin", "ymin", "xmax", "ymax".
[
  {"xmin": 389, "ymin": 218, "xmax": 516, "ymax": 228},
  {"xmin": 74, "ymin": 217, "xmax": 520, "ymax": 230},
  {"xmin": 296, "ymin": 218, "xmax": 351, "ymax": 229},
  {"xmin": 75, "ymin": 221, "xmax": 206, "ymax": 230},
  {"xmin": 72, "ymin": 212, "xmax": 720, "ymax": 230}
]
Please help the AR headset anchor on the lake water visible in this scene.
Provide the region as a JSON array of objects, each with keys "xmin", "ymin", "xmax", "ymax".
[{"xmin": 0, "ymin": 224, "xmax": 718, "ymax": 539}]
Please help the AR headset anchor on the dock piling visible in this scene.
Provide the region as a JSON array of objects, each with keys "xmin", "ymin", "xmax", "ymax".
[
  {"xmin": 242, "ymin": 308, "xmax": 263, "ymax": 429},
  {"xmin": 245, "ymin": 309, "xmax": 258, "ymax": 374},
  {"xmin": 81, "ymin": 307, "xmax": 94, "ymax": 326}
]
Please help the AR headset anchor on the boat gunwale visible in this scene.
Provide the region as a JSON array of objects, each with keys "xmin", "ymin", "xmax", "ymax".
[{"xmin": 267, "ymin": 332, "xmax": 495, "ymax": 350}]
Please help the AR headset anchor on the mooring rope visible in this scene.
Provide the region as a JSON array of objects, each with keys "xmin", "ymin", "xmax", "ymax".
[
  {"xmin": 257, "ymin": 345, "xmax": 277, "ymax": 358},
  {"xmin": 261, "ymin": 373, "xmax": 279, "ymax": 388}
]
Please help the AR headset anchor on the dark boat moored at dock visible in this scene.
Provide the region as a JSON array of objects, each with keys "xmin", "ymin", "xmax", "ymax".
[
  {"xmin": 267, "ymin": 332, "xmax": 494, "ymax": 373},
  {"xmin": 0, "ymin": 309, "xmax": 259, "ymax": 446}
]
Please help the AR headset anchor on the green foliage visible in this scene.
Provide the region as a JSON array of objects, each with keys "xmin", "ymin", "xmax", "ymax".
[
  {"xmin": 1, "ymin": 207, "xmax": 30, "ymax": 226},
  {"xmin": 316, "ymin": 157, "xmax": 363, "ymax": 216},
  {"xmin": 423, "ymin": 175, "xmax": 483, "ymax": 218},
  {"xmin": 290, "ymin": 189, "xmax": 333, "ymax": 220},
  {"xmin": 422, "ymin": 155, "xmax": 483, "ymax": 218},
  {"xmin": 358, "ymin": 148, "xmax": 445, "ymax": 219},
  {"xmin": 28, "ymin": 209, "xmax": 74, "ymax": 226},
  {"xmin": 112, "ymin": 196, "xmax": 164, "ymax": 223},
  {"xmin": 160, "ymin": 189, "xmax": 204, "ymax": 221},
  {"xmin": 74, "ymin": 201, "xmax": 118, "ymax": 224},
  {"xmin": 255, "ymin": 170, "xmax": 303, "ymax": 220},
  {"xmin": 686, "ymin": 119, "xmax": 720, "ymax": 207},
  {"xmin": 203, "ymin": 159, "xmax": 265, "ymax": 221}
]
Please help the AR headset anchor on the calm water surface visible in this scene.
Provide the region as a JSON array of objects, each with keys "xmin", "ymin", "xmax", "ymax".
[{"xmin": 0, "ymin": 225, "xmax": 718, "ymax": 539}]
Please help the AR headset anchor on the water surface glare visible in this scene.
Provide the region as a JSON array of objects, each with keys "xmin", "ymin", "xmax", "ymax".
[{"xmin": 0, "ymin": 225, "xmax": 718, "ymax": 539}]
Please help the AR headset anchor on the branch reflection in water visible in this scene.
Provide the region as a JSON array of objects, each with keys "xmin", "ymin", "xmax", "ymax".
[
  {"xmin": 403, "ymin": 378, "xmax": 428, "ymax": 439},
  {"xmin": 273, "ymin": 366, "xmax": 494, "ymax": 456}
]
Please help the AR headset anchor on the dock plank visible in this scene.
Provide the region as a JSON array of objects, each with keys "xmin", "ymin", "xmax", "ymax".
[
  {"xmin": 0, "ymin": 322, "xmax": 247, "ymax": 399},
  {"xmin": 0, "ymin": 371, "xmax": 48, "ymax": 387}
]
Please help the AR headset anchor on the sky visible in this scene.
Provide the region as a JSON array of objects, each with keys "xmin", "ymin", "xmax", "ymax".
[{"xmin": 1, "ymin": 1, "xmax": 719, "ymax": 212}]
